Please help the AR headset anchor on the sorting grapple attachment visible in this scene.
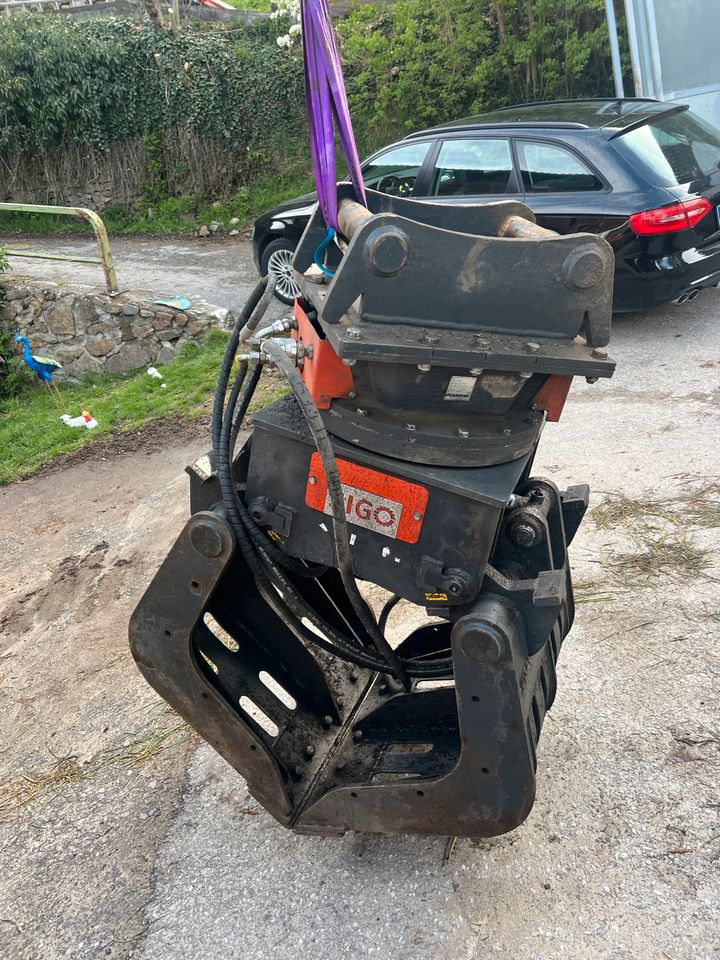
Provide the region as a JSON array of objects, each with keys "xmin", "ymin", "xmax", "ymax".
[{"xmin": 130, "ymin": 189, "xmax": 615, "ymax": 837}]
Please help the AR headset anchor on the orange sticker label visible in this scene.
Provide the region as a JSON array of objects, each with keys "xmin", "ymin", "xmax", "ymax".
[{"xmin": 305, "ymin": 452, "xmax": 428, "ymax": 544}]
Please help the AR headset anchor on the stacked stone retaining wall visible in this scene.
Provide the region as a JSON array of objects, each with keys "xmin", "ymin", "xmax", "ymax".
[{"xmin": 0, "ymin": 278, "xmax": 229, "ymax": 380}]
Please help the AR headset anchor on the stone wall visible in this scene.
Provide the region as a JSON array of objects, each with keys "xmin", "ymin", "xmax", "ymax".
[{"xmin": 0, "ymin": 278, "xmax": 229, "ymax": 380}]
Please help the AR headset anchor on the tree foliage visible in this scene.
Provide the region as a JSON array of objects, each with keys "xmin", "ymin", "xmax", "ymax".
[
  {"xmin": 0, "ymin": 14, "xmax": 305, "ymax": 153},
  {"xmin": 0, "ymin": 2, "xmax": 620, "ymax": 204},
  {"xmin": 340, "ymin": 0, "xmax": 616, "ymax": 141}
]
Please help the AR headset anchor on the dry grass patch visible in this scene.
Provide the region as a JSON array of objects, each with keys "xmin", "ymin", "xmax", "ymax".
[{"xmin": 0, "ymin": 706, "xmax": 189, "ymax": 822}]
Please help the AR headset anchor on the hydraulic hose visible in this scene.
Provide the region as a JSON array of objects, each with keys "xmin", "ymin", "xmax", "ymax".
[
  {"xmin": 261, "ymin": 339, "xmax": 411, "ymax": 689},
  {"xmin": 211, "ymin": 286, "xmax": 453, "ymax": 679}
]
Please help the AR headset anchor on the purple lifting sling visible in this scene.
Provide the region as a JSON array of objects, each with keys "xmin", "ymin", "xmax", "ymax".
[{"xmin": 301, "ymin": 0, "xmax": 367, "ymax": 234}]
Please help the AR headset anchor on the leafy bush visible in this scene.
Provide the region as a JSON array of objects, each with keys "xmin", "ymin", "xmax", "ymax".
[
  {"xmin": 0, "ymin": 2, "xmax": 620, "ymax": 214},
  {"xmin": 340, "ymin": 0, "xmax": 618, "ymax": 144}
]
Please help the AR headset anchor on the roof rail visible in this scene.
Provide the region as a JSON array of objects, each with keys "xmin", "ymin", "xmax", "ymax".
[{"xmin": 491, "ymin": 97, "xmax": 662, "ymax": 111}]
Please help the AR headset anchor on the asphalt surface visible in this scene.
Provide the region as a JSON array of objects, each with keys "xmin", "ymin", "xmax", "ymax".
[
  {"xmin": 2, "ymin": 234, "xmax": 273, "ymax": 314},
  {"xmin": 0, "ymin": 238, "xmax": 718, "ymax": 960}
]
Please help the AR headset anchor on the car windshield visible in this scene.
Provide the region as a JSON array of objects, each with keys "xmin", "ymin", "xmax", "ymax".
[{"xmin": 617, "ymin": 110, "xmax": 720, "ymax": 186}]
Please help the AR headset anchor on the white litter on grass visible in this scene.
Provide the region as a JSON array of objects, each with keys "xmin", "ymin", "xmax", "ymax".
[{"xmin": 148, "ymin": 366, "xmax": 167, "ymax": 388}]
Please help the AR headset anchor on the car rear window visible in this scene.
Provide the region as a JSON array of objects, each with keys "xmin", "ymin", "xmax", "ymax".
[{"xmin": 617, "ymin": 111, "xmax": 720, "ymax": 186}]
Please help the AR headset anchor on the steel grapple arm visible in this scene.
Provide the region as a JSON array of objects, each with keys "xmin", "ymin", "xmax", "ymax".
[{"xmin": 130, "ymin": 189, "xmax": 615, "ymax": 838}]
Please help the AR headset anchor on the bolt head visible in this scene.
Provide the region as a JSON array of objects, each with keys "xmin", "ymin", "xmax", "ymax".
[
  {"xmin": 356, "ymin": 408, "xmax": 368, "ymax": 417},
  {"xmin": 510, "ymin": 522, "xmax": 538, "ymax": 547},
  {"xmin": 405, "ymin": 423, "xmax": 416, "ymax": 431},
  {"xmin": 469, "ymin": 367, "xmax": 484, "ymax": 376},
  {"xmin": 347, "ymin": 391, "xmax": 357, "ymax": 399},
  {"xmin": 591, "ymin": 348, "xmax": 608, "ymax": 360},
  {"xmin": 189, "ymin": 519, "xmax": 225, "ymax": 559},
  {"xmin": 342, "ymin": 358, "xmax": 356, "ymax": 367},
  {"xmin": 457, "ymin": 428, "xmax": 469, "ymax": 439},
  {"xmin": 308, "ymin": 476, "xmax": 317, "ymax": 485},
  {"xmin": 347, "ymin": 327, "xmax": 362, "ymax": 340},
  {"xmin": 413, "ymin": 511, "xmax": 423, "ymax": 521},
  {"xmin": 526, "ymin": 341, "xmax": 540, "ymax": 352},
  {"xmin": 417, "ymin": 364, "xmax": 431, "ymax": 372}
]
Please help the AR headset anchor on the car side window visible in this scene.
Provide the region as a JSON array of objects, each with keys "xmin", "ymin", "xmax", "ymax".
[
  {"xmin": 361, "ymin": 142, "xmax": 431, "ymax": 197},
  {"xmin": 429, "ymin": 139, "xmax": 513, "ymax": 196},
  {"xmin": 518, "ymin": 141, "xmax": 603, "ymax": 192}
]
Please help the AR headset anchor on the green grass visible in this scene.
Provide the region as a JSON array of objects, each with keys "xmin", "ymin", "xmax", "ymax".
[
  {"xmin": 0, "ymin": 170, "xmax": 314, "ymax": 239},
  {"xmin": 0, "ymin": 329, "xmax": 283, "ymax": 484},
  {"xmin": 223, "ymin": 0, "xmax": 272, "ymax": 9}
]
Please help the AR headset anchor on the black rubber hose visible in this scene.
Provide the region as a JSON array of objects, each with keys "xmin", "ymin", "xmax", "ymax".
[
  {"xmin": 212, "ymin": 305, "xmax": 452, "ymax": 676},
  {"xmin": 261, "ymin": 339, "xmax": 410, "ymax": 689},
  {"xmin": 212, "ymin": 274, "xmax": 278, "ymax": 461},
  {"xmin": 212, "ymin": 277, "xmax": 266, "ymax": 459},
  {"xmin": 378, "ymin": 594, "xmax": 402, "ymax": 635}
]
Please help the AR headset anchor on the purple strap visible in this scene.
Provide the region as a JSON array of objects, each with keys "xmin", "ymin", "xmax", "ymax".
[{"xmin": 301, "ymin": 0, "xmax": 367, "ymax": 231}]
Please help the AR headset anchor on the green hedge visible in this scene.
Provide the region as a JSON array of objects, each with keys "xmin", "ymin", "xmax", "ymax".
[
  {"xmin": 0, "ymin": 3, "xmax": 620, "ymax": 208},
  {"xmin": 0, "ymin": 15, "xmax": 305, "ymax": 154}
]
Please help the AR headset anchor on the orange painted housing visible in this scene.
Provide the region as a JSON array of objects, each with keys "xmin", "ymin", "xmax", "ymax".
[
  {"xmin": 293, "ymin": 301, "xmax": 356, "ymax": 410},
  {"xmin": 532, "ymin": 374, "xmax": 573, "ymax": 422}
]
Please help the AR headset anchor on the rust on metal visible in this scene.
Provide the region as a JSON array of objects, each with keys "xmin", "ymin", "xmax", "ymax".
[{"xmin": 0, "ymin": 202, "xmax": 119, "ymax": 294}]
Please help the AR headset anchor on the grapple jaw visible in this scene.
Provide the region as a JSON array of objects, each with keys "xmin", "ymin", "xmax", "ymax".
[
  {"xmin": 130, "ymin": 192, "xmax": 614, "ymax": 838},
  {"xmin": 131, "ymin": 474, "xmax": 585, "ymax": 838}
]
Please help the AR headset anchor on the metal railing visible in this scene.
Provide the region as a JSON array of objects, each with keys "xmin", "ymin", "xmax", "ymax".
[{"xmin": 0, "ymin": 202, "xmax": 119, "ymax": 294}]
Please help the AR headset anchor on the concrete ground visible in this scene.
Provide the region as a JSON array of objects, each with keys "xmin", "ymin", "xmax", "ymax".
[
  {"xmin": 2, "ymin": 234, "xmax": 275, "ymax": 315},
  {"xmin": 0, "ymin": 238, "xmax": 718, "ymax": 960}
]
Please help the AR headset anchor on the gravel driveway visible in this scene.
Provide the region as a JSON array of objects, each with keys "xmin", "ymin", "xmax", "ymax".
[{"xmin": 0, "ymin": 238, "xmax": 718, "ymax": 960}]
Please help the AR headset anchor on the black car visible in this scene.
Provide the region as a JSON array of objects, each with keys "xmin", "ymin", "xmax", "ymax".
[{"xmin": 252, "ymin": 98, "xmax": 720, "ymax": 311}]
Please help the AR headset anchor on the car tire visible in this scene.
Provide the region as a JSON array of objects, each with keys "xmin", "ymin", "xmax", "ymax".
[{"xmin": 260, "ymin": 238, "xmax": 301, "ymax": 305}]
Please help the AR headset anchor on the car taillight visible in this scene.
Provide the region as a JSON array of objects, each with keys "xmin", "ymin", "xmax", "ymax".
[{"xmin": 629, "ymin": 197, "xmax": 713, "ymax": 236}]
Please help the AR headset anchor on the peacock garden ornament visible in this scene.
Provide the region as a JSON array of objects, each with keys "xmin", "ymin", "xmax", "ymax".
[
  {"xmin": 15, "ymin": 333, "xmax": 99, "ymax": 429},
  {"xmin": 15, "ymin": 334, "xmax": 64, "ymax": 408}
]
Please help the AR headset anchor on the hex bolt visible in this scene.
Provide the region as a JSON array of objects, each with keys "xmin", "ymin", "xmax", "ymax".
[
  {"xmin": 353, "ymin": 729, "xmax": 363, "ymax": 741},
  {"xmin": 519, "ymin": 371, "xmax": 532, "ymax": 379},
  {"xmin": 357, "ymin": 408, "xmax": 368, "ymax": 417},
  {"xmin": 586, "ymin": 376, "xmax": 599, "ymax": 384},
  {"xmin": 510, "ymin": 522, "xmax": 538, "ymax": 547},
  {"xmin": 500, "ymin": 427, "xmax": 512, "ymax": 436},
  {"xmin": 422, "ymin": 332, "xmax": 439, "ymax": 345},
  {"xmin": 526, "ymin": 341, "xmax": 540, "ymax": 352},
  {"xmin": 347, "ymin": 391, "xmax": 357, "ymax": 399},
  {"xmin": 308, "ymin": 476, "xmax": 317, "ymax": 485},
  {"xmin": 457, "ymin": 428, "xmax": 469, "ymax": 438},
  {"xmin": 347, "ymin": 327, "xmax": 362, "ymax": 339},
  {"xmin": 417, "ymin": 364, "xmax": 431, "ymax": 372},
  {"xmin": 336, "ymin": 696, "xmax": 345, "ymax": 707},
  {"xmin": 342, "ymin": 358, "xmax": 356, "ymax": 367},
  {"xmin": 469, "ymin": 367, "xmax": 484, "ymax": 376},
  {"xmin": 405, "ymin": 423, "xmax": 416, "ymax": 431},
  {"xmin": 304, "ymin": 744, "xmax": 316, "ymax": 759},
  {"xmin": 348, "ymin": 672, "xmax": 359, "ymax": 683},
  {"xmin": 322, "ymin": 715, "xmax": 333, "ymax": 729},
  {"xmin": 591, "ymin": 348, "xmax": 608, "ymax": 360}
]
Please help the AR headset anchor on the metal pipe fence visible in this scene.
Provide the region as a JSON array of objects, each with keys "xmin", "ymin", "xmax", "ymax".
[{"xmin": 0, "ymin": 202, "xmax": 119, "ymax": 294}]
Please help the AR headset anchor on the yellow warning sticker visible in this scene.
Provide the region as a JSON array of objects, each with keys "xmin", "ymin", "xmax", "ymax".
[{"xmin": 424, "ymin": 592, "xmax": 448, "ymax": 602}]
